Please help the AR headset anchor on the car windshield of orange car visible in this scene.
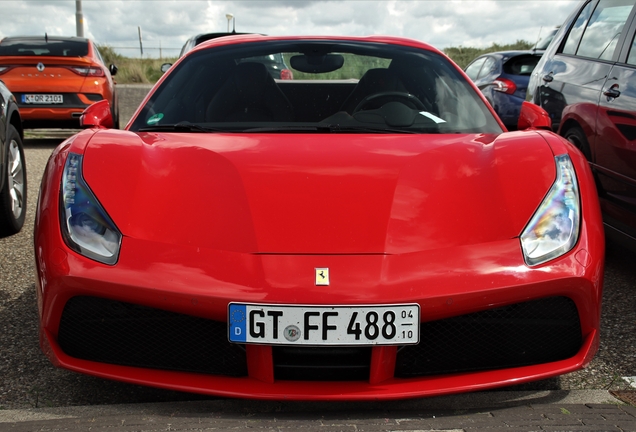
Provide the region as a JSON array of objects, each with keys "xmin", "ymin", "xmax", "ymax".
[
  {"xmin": 0, "ymin": 38, "xmax": 89, "ymax": 57},
  {"xmin": 130, "ymin": 40, "xmax": 502, "ymax": 134}
]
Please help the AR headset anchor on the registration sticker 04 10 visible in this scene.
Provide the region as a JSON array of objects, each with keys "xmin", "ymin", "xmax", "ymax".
[{"xmin": 228, "ymin": 303, "xmax": 420, "ymax": 346}]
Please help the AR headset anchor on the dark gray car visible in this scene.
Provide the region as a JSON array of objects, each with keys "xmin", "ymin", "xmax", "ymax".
[
  {"xmin": 0, "ymin": 79, "xmax": 25, "ymax": 237},
  {"xmin": 527, "ymin": 0, "xmax": 636, "ymax": 248}
]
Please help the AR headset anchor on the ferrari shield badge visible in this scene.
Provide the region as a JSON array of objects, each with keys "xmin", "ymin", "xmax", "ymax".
[{"xmin": 315, "ymin": 268, "xmax": 329, "ymax": 286}]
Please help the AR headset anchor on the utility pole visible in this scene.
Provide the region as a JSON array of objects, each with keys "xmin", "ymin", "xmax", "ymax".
[
  {"xmin": 138, "ymin": 26, "xmax": 143, "ymax": 57},
  {"xmin": 76, "ymin": 0, "xmax": 84, "ymax": 37}
]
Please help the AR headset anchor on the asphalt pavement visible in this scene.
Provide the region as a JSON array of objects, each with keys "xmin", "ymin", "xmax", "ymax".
[{"xmin": 0, "ymin": 390, "xmax": 635, "ymax": 431}]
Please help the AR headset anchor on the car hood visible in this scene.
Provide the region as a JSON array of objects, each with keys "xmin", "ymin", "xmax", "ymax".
[{"xmin": 82, "ymin": 130, "xmax": 556, "ymax": 254}]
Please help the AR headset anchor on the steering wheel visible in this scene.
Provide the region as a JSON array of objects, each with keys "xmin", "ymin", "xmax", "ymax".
[{"xmin": 353, "ymin": 91, "xmax": 426, "ymax": 113}]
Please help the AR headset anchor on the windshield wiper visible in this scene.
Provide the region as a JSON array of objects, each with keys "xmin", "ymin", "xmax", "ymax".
[
  {"xmin": 242, "ymin": 125, "xmax": 422, "ymax": 134},
  {"xmin": 139, "ymin": 123, "xmax": 425, "ymax": 134},
  {"xmin": 325, "ymin": 125, "xmax": 420, "ymax": 134},
  {"xmin": 138, "ymin": 121, "xmax": 226, "ymax": 133},
  {"xmin": 242, "ymin": 126, "xmax": 330, "ymax": 133}
]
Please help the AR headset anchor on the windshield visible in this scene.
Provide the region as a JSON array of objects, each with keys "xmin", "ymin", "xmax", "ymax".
[
  {"xmin": 533, "ymin": 29, "xmax": 558, "ymax": 51},
  {"xmin": 129, "ymin": 40, "xmax": 502, "ymax": 134}
]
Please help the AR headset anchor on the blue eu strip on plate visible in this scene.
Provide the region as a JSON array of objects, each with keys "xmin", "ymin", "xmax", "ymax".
[{"xmin": 228, "ymin": 303, "xmax": 247, "ymax": 342}]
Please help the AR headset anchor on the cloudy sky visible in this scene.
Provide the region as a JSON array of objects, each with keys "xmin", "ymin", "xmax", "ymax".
[{"xmin": 1, "ymin": 0, "xmax": 578, "ymax": 57}]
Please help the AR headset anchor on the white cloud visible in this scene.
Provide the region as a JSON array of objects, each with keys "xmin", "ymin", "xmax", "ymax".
[{"xmin": 0, "ymin": 0, "xmax": 578, "ymax": 57}]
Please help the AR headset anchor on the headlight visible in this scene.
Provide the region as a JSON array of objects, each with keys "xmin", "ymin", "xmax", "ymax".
[
  {"xmin": 60, "ymin": 153, "xmax": 121, "ymax": 265},
  {"xmin": 520, "ymin": 154, "xmax": 580, "ymax": 266}
]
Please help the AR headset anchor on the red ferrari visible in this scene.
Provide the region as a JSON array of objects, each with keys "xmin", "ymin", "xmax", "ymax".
[{"xmin": 34, "ymin": 35, "xmax": 605, "ymax": 400}]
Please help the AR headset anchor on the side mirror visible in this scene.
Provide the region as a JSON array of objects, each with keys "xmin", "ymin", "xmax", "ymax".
[
  {"xmin": 161, "ymin": 63, "xmax": 172, "ymax": 74},
  {"xmin": 80, "ymin": 100, "xmax": 114, "ymax": 129},
  {"xmin": 109, "ymin": 64, "xmax": 118, "ymax": 76},
  {"xmin": 517, "ymin": 101, "xmax": 552, "ymax": 130}
]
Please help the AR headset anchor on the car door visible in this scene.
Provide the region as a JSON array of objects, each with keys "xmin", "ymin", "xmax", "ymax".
[
  {"xmin": 537, "ymin": 0, "xmax": 634, "ymax": 132},
  {"xmin": 594, "ymin": 11, "xmax": 636, "ymax": 224}
]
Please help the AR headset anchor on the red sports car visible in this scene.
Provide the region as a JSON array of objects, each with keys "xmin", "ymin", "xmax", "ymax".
[{"xmin": 34, "ymin": 35, "xmax": 605, "ymax": 401}]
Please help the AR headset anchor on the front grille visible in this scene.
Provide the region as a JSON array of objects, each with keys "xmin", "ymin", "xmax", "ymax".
[
  {"xmin": 273, "ymin": 346, "xmax": 371, "ymax": 381},
  {"xmin": 395, "ymin": 296, "xmax": 582, "ymax": 377},
  {"xmin": 58, "ymin": 296, "xmax": 248, "ymax": 377}
]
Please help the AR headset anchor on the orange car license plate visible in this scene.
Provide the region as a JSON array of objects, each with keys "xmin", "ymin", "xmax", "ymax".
[{"xmin": 22, "ymin": 94, "xmax": 63, "ymax": 104}]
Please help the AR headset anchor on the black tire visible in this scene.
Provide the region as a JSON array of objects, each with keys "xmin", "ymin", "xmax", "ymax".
[
  {"xmin": 112, "ymin": 93, "xmax": 120, "ymax": 129},
  {"xmin": 563, "ymin": 126, "xmax": 592, "ymax": 161},
  {"xmin": 0, "ymin": 125, "xmax": 27, "ymax": 237}
]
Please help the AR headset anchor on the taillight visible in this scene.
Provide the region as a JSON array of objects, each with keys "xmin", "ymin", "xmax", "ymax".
[
  {"xmin": 493, "ymin": 77, "xmax": 517, "ymax": 95},
  {"xmin": 69, "ymin": 66, "xmax": 105, "ymax": 77},
  {"xmin": 280, "ymin": 69, "xmax": 294, "ymax": 80}
]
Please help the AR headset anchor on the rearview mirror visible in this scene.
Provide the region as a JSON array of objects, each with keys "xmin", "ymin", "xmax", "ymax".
[
  {"xmin": 161, "ymin": 63, "xmax": 172, "ymax": 74},
  {"xmin": 80, "ymin": 100, "xmax": 114, "ymax": 129},
  {"xmin": 517, "ymin": 101, "xmax": 552, "ymax": 130},
  {"xmin": 290, "ymin": 54, "xmax": 344, "ymax": 74}
]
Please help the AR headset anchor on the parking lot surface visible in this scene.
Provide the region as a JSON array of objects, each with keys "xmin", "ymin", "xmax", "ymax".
[{"xmin": 0, "ymin": 391, "xmax": 635, "ymax": 431}]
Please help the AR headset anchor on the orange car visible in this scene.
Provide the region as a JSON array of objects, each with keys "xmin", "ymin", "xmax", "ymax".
[{"xmin": 0, "ymin": 36, "xmax": 119, "ymax": 128}]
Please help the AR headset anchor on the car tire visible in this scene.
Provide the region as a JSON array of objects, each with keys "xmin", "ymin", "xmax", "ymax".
[
  {"xmin": 112, "ymin": 94, "xmax": 120, "ymax": 129},
  {"xmin": 0, "ymin": 125, "xmax": 27, "ymax": 237},
  {"xmin": 564, "ymin": 126, "xmax": 592, "ymax": 161}
]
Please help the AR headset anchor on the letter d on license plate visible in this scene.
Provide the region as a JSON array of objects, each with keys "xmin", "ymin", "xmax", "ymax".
[{"xmin": 228, "ymin": 303, "xmax": 419, "ymax": 345}]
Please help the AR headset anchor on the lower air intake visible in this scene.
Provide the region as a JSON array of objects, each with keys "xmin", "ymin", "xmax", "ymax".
[
  {"xmin": 58, "ymin": 296, "xmax": 248, "ymax": 377},
  {"xmin": 395, "ymin": 296, "xmax": 582, "ymax": 377}
]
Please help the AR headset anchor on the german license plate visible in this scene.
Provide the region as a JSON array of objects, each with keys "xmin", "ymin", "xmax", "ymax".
[
  {"xmin": 228, "ymin": 303, "xmax": 420, "ymax": 346},
  {"xmin": 22, "ymin": 94, "xmax": 63, "ymax": 104}
]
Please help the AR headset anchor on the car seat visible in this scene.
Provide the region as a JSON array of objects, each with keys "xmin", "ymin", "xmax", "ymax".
[
  {"xmin": 340, "ymin": 68, "xmax": 408, "ymax": 113},
  {"xmin": 206, "ymin": 62, "xmax": 294, "ymax": 122}
]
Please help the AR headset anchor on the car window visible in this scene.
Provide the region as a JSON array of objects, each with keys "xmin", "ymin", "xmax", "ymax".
[
  {"xmin": 504, "ymin": 55, "xmax": 541, "ymax": 75},
  {"xmin": 627, "ymin": 29, "xmax": 636, "ymax": 65},
  {"xmin": 534, "ymin": 29, "xmax": 558, "ymax": 50},
  {"xmin": 566, "ymin": 0, "xmax": 635, "ymax": 60},
  {"xmin": 179, "ymin": 38, "xmax": 196, "ymax": 57},
  {"xmin": 0, "ymin": 39, "xmax": 89, "ymax": 56},
  {"xmin": 93, "ymin": 45, "xmax": 106, "ymax": 65},
  {"xmin": 465, "ymin": 57, "xmax": 486, "ymax": 80},
  {"xmin": 130, "ymin": 41, "xmax": 502, "ymax": 135},
  {"xmin": 563, "ymin": 1, "xmax": 595, "ymax": 55},
  {"xmin": 478, "ymin": 57, "xmax": 498, "ymax": 79}
]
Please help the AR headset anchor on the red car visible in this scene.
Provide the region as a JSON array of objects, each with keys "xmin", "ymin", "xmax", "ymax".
[
  {"xmin": 0, "ymin": 36, "xmax": 119, "ymax": 129},
  {"xmin": 34, "ymin": 35, "xmax": 604, "ymax": 401}
]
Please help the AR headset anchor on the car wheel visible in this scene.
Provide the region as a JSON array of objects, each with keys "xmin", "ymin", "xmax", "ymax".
[
  {"xmin": 564, "ymin": 126, "xmax": 592, "ymax": 161},
  {"xmin": 0, "ymin": 125, "xmax": 27, "ymax": 237}
]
